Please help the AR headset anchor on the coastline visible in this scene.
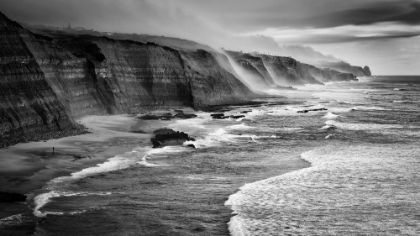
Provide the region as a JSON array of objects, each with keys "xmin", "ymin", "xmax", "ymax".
[{"xmin": 0, "ymin": 113, "xmax": 176, "ymax": 235}]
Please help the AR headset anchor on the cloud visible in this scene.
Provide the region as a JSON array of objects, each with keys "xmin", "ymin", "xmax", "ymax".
[
  {"xmin": 301, "ymin": 0, "xmax": 420, "ymax": 28},
  {"xmin": 246, "ymin": 22, "xmax": 420, "ymax": 44},
  {"xmin": 0, "ymin": 0, "xmax": 418, "ymax": 75}
]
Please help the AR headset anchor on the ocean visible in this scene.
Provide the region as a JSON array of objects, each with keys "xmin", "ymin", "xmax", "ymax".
[{"xmin": 3, "ymin": 76, "xmax": 420, "ymax": 235}]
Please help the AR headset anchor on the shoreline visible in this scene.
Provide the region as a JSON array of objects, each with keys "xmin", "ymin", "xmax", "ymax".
[
  {"xmin": 2, "ymin": 104, "xmax": 314, "ymax": 235},
  {"xmin": 0, "ymin": 113, "xmax": 179, "ymax": 235}
]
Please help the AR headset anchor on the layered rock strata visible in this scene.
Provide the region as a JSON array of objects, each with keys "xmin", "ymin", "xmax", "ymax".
[{"xmin": 0, "ymin": 12, "xmax": 253, "ymax": 146}]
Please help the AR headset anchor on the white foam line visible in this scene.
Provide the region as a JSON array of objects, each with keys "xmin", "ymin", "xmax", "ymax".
[{"xmin": 34, "ymin": 191, "xmax": 112, "ymax": 217}]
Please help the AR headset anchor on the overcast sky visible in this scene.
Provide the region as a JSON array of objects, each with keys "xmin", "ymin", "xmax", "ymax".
[{"xmin": 2, "ymin": 0, "xmax": 419, "ymax": 75}]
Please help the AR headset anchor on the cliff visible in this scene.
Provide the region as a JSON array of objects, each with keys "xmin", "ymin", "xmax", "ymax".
[
  {"xmin": 0, "ymin": 12, "xmax": 82, "ymax": 147},
  {"xmin": 317, "ymin": 61, "xmax": 372, "ymax": 77},
  {"xmin": 224, "ymin": 51, "xmax": 358, "ymax": 86},
  {"xmin": 0, "ymin": 12, "xmax": 254, "ymax": 146},
  {"xmin": 0, "ymin": 11, "xmax": 367, "ymax": 147}
]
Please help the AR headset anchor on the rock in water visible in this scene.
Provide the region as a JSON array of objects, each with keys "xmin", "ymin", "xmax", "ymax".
[
  {"xmin": 210, "ymin": 113, "xmax": 227, "ymax": 119},
  {"xmin": 0, "ymin": 192, "xmax": 27, "ymax": 202},
  {"xmin": 138, "ymin": 115, "xmax": 160, "ymax": 120},
  {"xmin": 173, "ymin": 113, "xmax": 198, "ymax": 119},
  {"xmin": 186, "ymin": 144, "xmax": 196, "ymax": 148},
  {"xmin": 151, "ymin": 128, "xmax": 194, "ymax": 148}
]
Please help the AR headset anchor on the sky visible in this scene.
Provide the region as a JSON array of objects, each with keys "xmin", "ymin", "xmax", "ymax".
[{"xmin": 1, "ymin": 0, "xmax": 419, "ymax": 75}]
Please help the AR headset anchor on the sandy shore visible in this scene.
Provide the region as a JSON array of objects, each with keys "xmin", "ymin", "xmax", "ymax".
[
  {"xmin": 0, "ymin": 112, "xmax": 182, "ymax": 235},
  {"xmin": 0, "ymin": 114, "xmax": 162, "ymax": 194}
]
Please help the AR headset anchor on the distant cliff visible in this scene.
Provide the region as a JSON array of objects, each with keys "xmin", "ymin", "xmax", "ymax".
[
  {"xmin": 317, "ymin": 61, "xmax": 372, "ymax": 77},
  {"xmin": 226, "ymin": 51, "xmax": 357, "ymax": 86}
]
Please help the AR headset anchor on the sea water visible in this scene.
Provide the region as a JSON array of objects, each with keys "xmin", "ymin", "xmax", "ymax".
[{"xmin": 27, "ymin": 76, "xmax": 420, "ymax": 235}]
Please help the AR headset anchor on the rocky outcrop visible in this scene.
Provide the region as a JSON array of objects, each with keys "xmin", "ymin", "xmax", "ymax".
[
  {"xmin": 0, "ymin": 12, "xmax": 82, "ymax": 146},
  {"xmin": 151, "ymin": 128, "xmax": 194, "ymax": 148},
  {"xmin": 261, "ymin": 55, "xmax": 323, "ymax": 85},
  {"xmin": 302, "ymin": 64, "xmax": 357, "ymax": 82},
  {"xmin": 317, "ymin": 61, "xmax": 372, "ymax": 77},
  {"xmin": 226, "ymin": 51, "xmax": 358, "ymax": 86},
  {"xmin": 180, "ymin": 50, "xmax": 254, "ymax": 108},
  {"xmin": 226, "ymin": 51, "xmax": 276, "ymax": 88},
  {"xmin": 0, "ymin": 192, "xmax": 27, "ymax": 202},
  {"xmin": 363, "ymin": 66, "xmax": 372, "ymax": 76}
]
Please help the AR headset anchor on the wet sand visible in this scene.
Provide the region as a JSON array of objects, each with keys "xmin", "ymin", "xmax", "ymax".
[
  {"xmin": 0, "ymin": 113, "xmax": 176, "ymax": 235},
  {"xmin": 0, "ymin": 115, "xmax": 157, "ymax": 194}
]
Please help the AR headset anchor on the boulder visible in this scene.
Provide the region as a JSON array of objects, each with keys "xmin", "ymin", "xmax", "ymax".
[
  {"xmin": 297, "ymin": 108, "xmax": 327, "ymax": 113},
  {"xmin": 151, "ymin": 128, "xmax": 194, "ymax": 148},
  {"xmin": 210, "ymin": 113, "xmax": 227, "ymax": 119},
  {"xmin": 173, "ymin": 113, "xmax": 198, "ymax": 119},
  {"xmin": 230, "ymin": 115, "xmax": 245, "ymax": 119},
  {"xmin": 0, "ymin": 192, "xmax": 27, "ymax": 202},
  {"xmin": 139, "ymin": 114, "xmax": 159, "ymax": 120}
]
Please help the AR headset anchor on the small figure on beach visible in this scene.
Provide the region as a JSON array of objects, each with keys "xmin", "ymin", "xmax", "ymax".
[{"xmin": 52, "ymin": 147, "xmax": 55, "ymax": 155}]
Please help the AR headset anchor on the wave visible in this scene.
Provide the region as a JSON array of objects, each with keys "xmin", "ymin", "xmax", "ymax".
[
  {"xmin": 225, "ymin": 144, "xmax": 420, "ymax": 235},
  {"xmin": 325, "ymin": 120, "xmax": 403, "ymax": 131},
  {"xmin": 227, "ymin": 123, "xmax": 255, "ymax": 130},
  {"xmin": 34, "ymin": 145, "xmax": 191, "ymax": 217},
  {"xmin": 351, "ymin": 106, "xmax": 391, "ymax": 111},
  {"xmin": 322, "ymin": 112, "xmax": 339, "ymax": 119},
  {"xmin": 34, "ymin": 191, "xmax": 112, "ymax": 217},
  {"xmin": 50, "ymin": 151, "xmax": 144, "ymax": 184}
]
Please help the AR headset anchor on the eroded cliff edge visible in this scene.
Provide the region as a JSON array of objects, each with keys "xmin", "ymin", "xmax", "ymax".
[{"xmin": 0, "ymin": 12, "xmax": 254, "ymax": 146}]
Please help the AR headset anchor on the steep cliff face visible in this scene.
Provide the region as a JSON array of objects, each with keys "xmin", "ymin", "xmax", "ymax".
[
  {"xmin": 261, "ymin": 55, "xmax": 323, "ymax": 85},
  {"xmin": 227, "ymin": 52, "xmax": 357, "ymax": 86},
  {"xmin": 317, "ymin": 61, "xmax": 372, "ymax": 77},
  {"xmin": 84, "ymin": 37, "xmax": 194, "ymax": 112},
  {"xmin": 363, "ymin": 66, "xmax": 372, "ymax": 76},
  {"xmin": 22, "ymin": 34, "xmax": 109, "ymax": 117},
  {"xmin": 0, "ymin": 12, "xmax": 255, "ymax": 146},
  {"xmin": 226, "ymin": 51, "xmax": 276, "ymax": 87},
  {"xmin": 301, "ymin": 64, "xmax": 357, "ymax": 83},
  {"xmin": 180, "ymin": 50, "xmax": 254, "ymax": 108},
  {"xmin": 0, "ymin": 13, "xmax": 80, "ymax": 146},
  {"xmin": 53, "ymin": 35, "xmax": 253, "ymax": 111}
]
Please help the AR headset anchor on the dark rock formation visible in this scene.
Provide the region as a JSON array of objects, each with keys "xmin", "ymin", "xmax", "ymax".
[
  {"xmin": 138, "ymin": 115, "xmax": 160, "ymax": 120},
  {"xmin": 297, "ymin": 108, "xmax": 328, "ymax": 113},
  {"xmin": 186, "ymin": 144, "xmax": 196, "ymax": 148},
  {"xmin": 210, "ymin": 113, "xmax": 227, "ymax": 119},
  {"xmin": 363, "ymin": 66, "xmax": 372, "ymax": 76},
  {"xmin": 231, "ymin": 115, "xmax": 245, "ymax": 119},
  {"xmin": 151, "ymin": 128, "xmax": 194, "ymax": 148},
  {"xmin": 0, "ymin": 192, "xmax": 27, "ymax": 202},
  {"xmin": 0, "ymin": 12, "xmax": 84, "ymax": 147},
  {"xmin": 173, "ymin": 113, "xmax": 197, "ymax": 119}
]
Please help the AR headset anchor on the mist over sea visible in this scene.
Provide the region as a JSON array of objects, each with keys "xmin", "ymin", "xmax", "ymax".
[{"xmin": 4, "ymin": 76, "xmax": 420, "ymax": 235}]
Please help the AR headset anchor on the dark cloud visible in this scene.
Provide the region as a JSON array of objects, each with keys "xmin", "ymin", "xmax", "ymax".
[
  {"xmin": 304, "ymin": 0, "xmax": 420, "ymax": 28},
  {"xmin": 0, "ymin": 0, "xmax": 419, "ymax": 74}
]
